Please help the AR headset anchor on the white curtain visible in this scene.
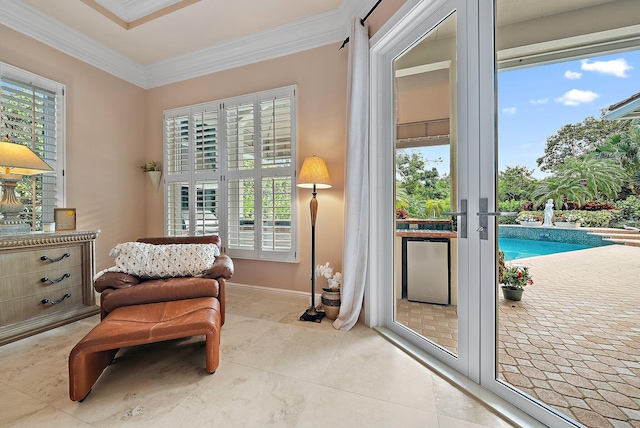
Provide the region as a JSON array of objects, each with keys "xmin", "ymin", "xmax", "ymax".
[{"xmin": 333, "ymin": 18, "xmax": 370, "ymax": 330}]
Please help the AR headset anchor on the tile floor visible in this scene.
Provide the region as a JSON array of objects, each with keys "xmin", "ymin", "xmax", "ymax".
[
  {"xmin": 395, "ymin": 244, "xmax": 640, "ymax": 428},
  {"xmin": 0, "ymin": 289, "xmax": 516, "ymax": 427}
]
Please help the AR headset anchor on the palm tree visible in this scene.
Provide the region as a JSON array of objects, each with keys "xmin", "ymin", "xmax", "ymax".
[
  {"xmin": 532, "ymin": 177, "xmax": 585, "ymax": 209},
  {"xmin": 395, "ymin": 183, "xmax": 409, "ymax": 210},
  {"xmin": 595, "ymin": 123, "xmax": 640, "ymax": 194},
  {"xmin": 425, "ymin": 199, "xmax": 450, "ymax": 218},
  {"xmin": 532, "ymin": 157, "xmax": 625, "ymax": 207}
]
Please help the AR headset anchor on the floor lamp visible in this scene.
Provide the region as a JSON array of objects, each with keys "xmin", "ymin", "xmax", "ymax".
[{"xmin": 297, "ymin": 154, "xmax": 331, "ymax": 322}]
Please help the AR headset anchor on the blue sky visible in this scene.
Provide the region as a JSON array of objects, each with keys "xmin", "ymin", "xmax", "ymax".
[
  {"xmin": 498, "ymin": 49, "xmax": 640, "ymax": 178},
  {"xmin": 414, "ymin": 49, "xmax": 640, "ymax": 178}
]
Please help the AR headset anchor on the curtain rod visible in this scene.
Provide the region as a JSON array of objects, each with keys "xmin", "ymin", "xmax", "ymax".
[{"xmin": 339, "ymin": 0, "xmax": 383, "ymax": 50}]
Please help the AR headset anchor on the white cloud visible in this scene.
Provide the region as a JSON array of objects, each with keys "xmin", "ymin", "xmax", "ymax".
[
  {"xmin": 530, "ymin": 98, "xmax": 549, "ymax": 105},
  {"xmin": 580, "ymin": 58, "xmax": 633, "ymax": 77},
  {"xmin": 555, "ymin": 89, "xmax": 599, "ymax": 106},
  {"xmin": 564, "ymin": 70, "xmax": 582, "ymax": 79},
  {"xmin": 502, "ymin": 107, "xmax": 517, "ymax": 115}
]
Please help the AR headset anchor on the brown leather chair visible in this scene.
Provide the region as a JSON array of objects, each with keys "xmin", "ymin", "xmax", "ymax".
[
  {"xmin": 69, "ymin": 236, "xmax": 232, "ymax": 401},
  {"xmin": 94, "ymin": 235, "xmax": 233, "ymax": 325}
]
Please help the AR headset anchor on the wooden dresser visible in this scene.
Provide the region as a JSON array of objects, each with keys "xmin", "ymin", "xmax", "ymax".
[{"xmin": 0, "ymin": 230, "xmax": 100, "ymax": 345}]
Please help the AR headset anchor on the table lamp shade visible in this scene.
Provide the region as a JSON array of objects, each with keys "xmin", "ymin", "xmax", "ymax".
[
  {"xmin": 0, "ymin": 140, "xmax": 54, "ymax": 175},
  {"xmin": 297, "ymin": 155, "xmax": 331, "ymax": 189}
]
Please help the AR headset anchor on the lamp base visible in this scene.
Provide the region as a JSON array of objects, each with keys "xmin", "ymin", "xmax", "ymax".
[
  {"xmin": 299, "ymin": 306, "xmax": 325, "ymax": 323},
  {"xmin": 0, "ymin": 223, "xmax": 30, "ymax": 235}
]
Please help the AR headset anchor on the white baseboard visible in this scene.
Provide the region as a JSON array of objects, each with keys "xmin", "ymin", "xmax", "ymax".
[{"xmin": 226, "ymin": 282, "xmax": 321, "ymax": 306}]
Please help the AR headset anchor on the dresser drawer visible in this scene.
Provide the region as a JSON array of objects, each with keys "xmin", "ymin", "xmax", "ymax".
[
  {"xmin": 0, "ymin": 231, "xmax": 99, "ymax": 345},
  {"xmin": 0, "ymin": 245, "xmax": 82, "ymax": 279},
  {"xmin": 0, "ymin": 284, "xmax": 83, "ymax": 326},
  {"xmin": 0, "ymin": 264, "xmax": 83, "ymax": 300}
]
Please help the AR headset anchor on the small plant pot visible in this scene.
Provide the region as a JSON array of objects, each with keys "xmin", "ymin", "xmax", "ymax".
[
  {"xmin": 501, "ymin": 286, "xmax": 523, "ymax": 301},
  {"xmin": 519, "ymin": 221, "xmax": 541, "ymax": 227},
  {"xmin": 321, "ymin": 288, "xmax": 341, "ymax": 320}
]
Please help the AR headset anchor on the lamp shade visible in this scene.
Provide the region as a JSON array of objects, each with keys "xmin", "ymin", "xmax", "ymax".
[
  {"xmin": 0, "ymin": 140, "xmax": 54, "ymax": 175},
  {"xmin": 297, "ymin": 154, "xmax": 331, "ymax": 189}
]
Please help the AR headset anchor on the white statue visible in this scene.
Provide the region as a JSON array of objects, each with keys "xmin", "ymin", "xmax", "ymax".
[{"xmin": 543, "ymin": 199, "xmax": 554, "ymax": 226}]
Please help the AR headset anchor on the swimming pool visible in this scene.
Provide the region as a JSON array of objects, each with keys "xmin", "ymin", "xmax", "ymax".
[{"xmin": 499, "ymin": 237, "xmax": 593, "ymax": 261}]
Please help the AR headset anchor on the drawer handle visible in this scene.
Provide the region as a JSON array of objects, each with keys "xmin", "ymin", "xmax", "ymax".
[
  {"xmin": 41, "ymin": 253, "xmax": 71, "ymax": 263},
  {"xmin": 41, "ymin": 293, "xmax": 71, "ymax": 305},
  {"xmin": 41, "ymin": 273, "xmax": 71, "ymax": 284}
]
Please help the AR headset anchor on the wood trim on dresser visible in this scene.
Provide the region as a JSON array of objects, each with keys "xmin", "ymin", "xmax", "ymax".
[{"xmin": 0, "ymin": 230, "xmax": 100, "ymax": 345}]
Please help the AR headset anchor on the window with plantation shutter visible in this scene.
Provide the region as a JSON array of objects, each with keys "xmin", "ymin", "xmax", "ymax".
[
  {"xmin": 163, "ymin": 86, "xmax": 297, "ymax": 262},
  {"xmin": 0, "ymin": 63, "xmax": 65, "ymax": 231}
]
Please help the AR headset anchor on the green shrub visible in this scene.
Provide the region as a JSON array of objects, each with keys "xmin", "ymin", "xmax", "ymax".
[
  {"xmin": 505, "ymin": 210, "xmax": 615, "ymax": 227},
  {"xmin": 614, "ymin": 196, "xmax": 640, "ymax": 222},
  {"xmin": 497, "ymin": 201, "xmax": 523, "ymax": 224},
  {"xmin": 574, "ymin": 210, "xmax": 614, "ymax": 227}
]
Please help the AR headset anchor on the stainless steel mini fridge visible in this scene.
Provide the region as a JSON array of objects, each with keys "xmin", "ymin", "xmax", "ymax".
[{"xmin": 405, "ymin": 238, "xmax": 450, "ymax": 305}]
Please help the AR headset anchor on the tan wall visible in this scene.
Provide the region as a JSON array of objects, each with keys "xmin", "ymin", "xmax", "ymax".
[
  {"xmin": 0, "ymin": 25, "xmax": 147, "ymax": 270},
  {"xmin": 145, "ymin": 45, "xmax": 348, "ymax": 292}
]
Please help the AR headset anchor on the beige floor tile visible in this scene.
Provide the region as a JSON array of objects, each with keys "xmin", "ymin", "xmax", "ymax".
[{"xmin": 1, "ymin": 292, "xmax": 516, "ymax": 428}]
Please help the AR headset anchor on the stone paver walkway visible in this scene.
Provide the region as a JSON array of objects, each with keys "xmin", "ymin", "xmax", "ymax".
[{"xmin": 499, "ymin": 245, "xmax": 640, "ymax": 428}]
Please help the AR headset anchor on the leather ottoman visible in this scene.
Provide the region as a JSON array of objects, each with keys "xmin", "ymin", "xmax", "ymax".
[{"xmin": 69, "ymin": 297, "xmax": 220, "ymax": 401}]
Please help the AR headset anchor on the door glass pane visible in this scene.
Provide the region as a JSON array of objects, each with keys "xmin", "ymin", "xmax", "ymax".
[
  {"xmin": 496, "ymin": 1, "xmax": 640, "ymax": 425},
  {"xmin": 393, "ymin": 12, "xmax": 459, "ymax": 355}
]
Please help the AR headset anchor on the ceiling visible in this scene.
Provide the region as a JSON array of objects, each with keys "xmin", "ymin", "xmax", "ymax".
[{"xmin": 1, "ymin": 0, "xmax": 375, "ymax": 89}]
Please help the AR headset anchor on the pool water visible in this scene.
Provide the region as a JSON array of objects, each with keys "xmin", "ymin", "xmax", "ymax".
[{"xmin": 499, "ymin": 238, "xmax": 593, "ymax": 261}]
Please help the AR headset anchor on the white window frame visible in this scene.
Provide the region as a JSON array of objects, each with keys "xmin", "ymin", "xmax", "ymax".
[
  {"xmin": 163, "ymin": 85, "xmax": 298, "ymax": 262},
  {"xmin": 0, "ymin": 62, "xmax": 65, "ymax": 229}
]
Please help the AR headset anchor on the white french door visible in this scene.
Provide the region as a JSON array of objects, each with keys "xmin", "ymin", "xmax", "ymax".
[
  {"xmin": 370, "ymin": 0, "xmax": 474, "ymax": 379},
  {"xmin": 370, "ymin": 0, "xmax": 584, "ymax": 426}
]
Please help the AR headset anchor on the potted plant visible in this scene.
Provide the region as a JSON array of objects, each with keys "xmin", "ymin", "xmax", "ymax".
[
  {"xmin": 554, "ymin": 212, "xmax": 582, "ymax": 228},
  {"xmin": 138, "ymin": 161, "xmax": 162, "ymax": 191},
  {"xmin": 499, "ymin": 265, "xmax": 533, "ymax": 301},
  {"xmin": 316, "ymin": 262, "xmax": 342, "ymax": 320},
  {"xmin": 516, "ymin": 213, "xmax": 542, "ymax": 226}
]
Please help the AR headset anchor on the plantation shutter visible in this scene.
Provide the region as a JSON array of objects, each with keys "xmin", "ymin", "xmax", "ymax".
[
  {"xmin": 163, "ymin": 85, "xmax": 297, "ymax": 262},
  {"xmin": 259, "ymin": 94, "xmax": 294, "ymax": 254},
  {"xmin": 0, "ymin": 64, "xmax": 64, "ymax": 230}
]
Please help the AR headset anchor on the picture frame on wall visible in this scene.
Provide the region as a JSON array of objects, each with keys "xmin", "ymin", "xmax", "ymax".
[{"xmin": 54, "ymin": 208, "xmax": 77, "ymax": 231}]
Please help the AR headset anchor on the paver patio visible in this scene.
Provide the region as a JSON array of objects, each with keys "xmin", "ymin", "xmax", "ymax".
[
  {"xmin": 499, "ymin": 244, "xmax": 640, "ymax": 428},
  {"xmin": 396, "ymin": 244, "xmax": 640, "ymax": 427}
]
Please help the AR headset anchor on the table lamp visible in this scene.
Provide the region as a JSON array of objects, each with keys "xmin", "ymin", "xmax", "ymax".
[{"xmin": 0, "ymin": 135, "xmax": 54, "ymax": 234}]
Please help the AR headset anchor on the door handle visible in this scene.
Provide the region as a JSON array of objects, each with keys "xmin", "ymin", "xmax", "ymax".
[
  {"xmin": 443, "ymin": 199, "xmax": 467, "ymax": 239},
  {"xmin": 476, "ymin": 198, "xmax": 517, "ymax": 240}
]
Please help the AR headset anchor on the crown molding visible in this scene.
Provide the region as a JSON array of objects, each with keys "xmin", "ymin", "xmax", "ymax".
[
  {"xmin": 144, "ymin": 7, "xmax": 347, "ymax": 88},
  {"xmin": 1, "ymin": 0, "xmax": 375, "ymax": 89},
  {"xmin": 1, "ymin": 0, "xmax": 147, "ymax": 87}
]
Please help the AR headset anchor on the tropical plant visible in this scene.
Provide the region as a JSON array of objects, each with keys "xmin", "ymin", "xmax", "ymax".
[
  {"xmin": 425, "ymin": 199, "xmax": 450, "ymax": 218},
  {"xmin": 532, "ymin": 157, "xmax": 625, "ymax": 207},
  {"xmin": 595, "ymin": 122, "xmax": 640, "ymax": 194},
  {"xmin": 395, "ymin": 183, "xmax": 409, "ymax": 210}
]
